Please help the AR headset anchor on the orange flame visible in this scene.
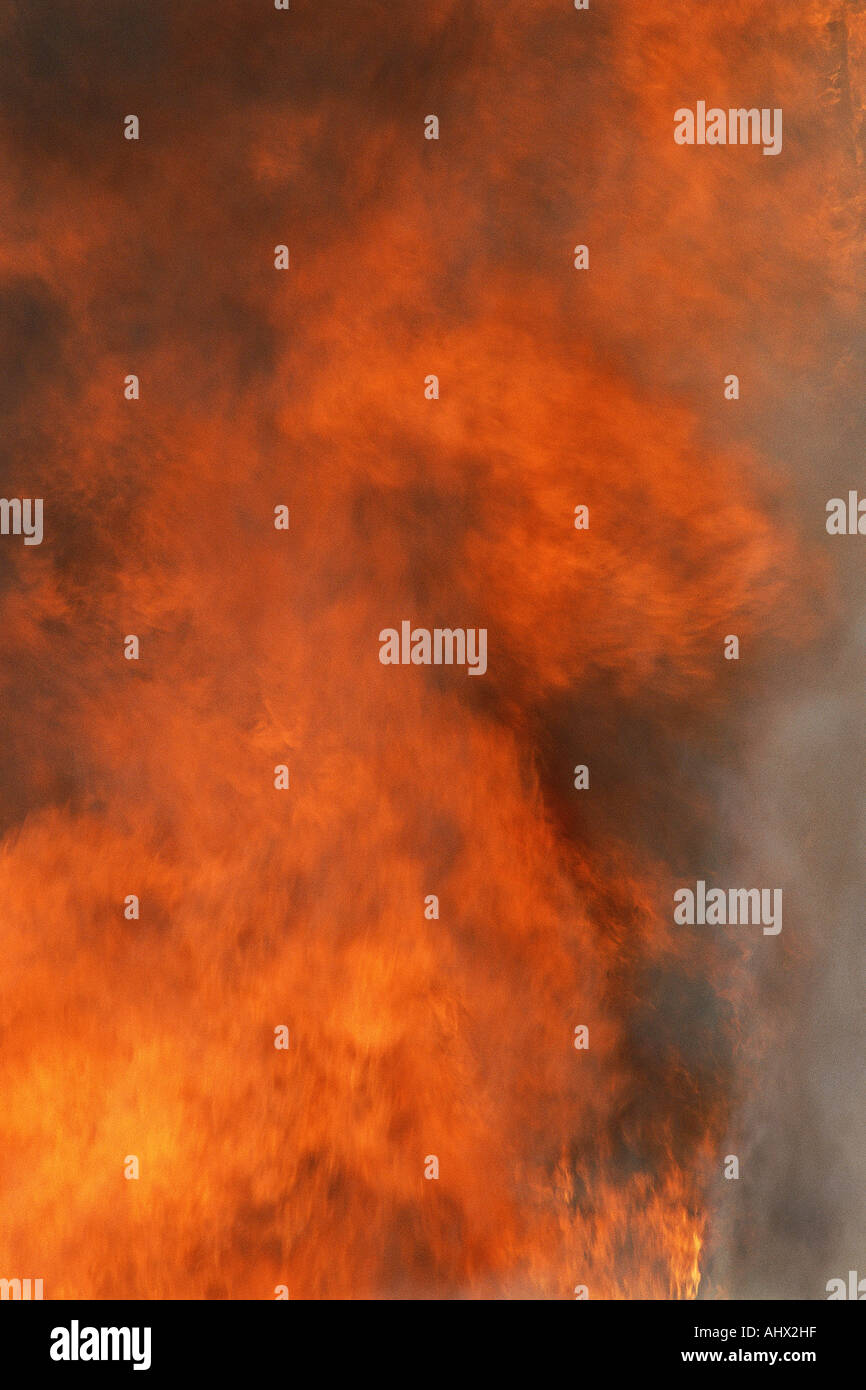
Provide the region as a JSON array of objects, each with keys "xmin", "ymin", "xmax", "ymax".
[{"xmin": 0, "ymin": 0, "xmax": 849, "ymax": 1298}]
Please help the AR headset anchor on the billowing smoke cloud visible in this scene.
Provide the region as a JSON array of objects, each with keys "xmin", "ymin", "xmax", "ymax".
[{"xmin": 0, "ymin": 0, "xmax": 860, "ymax": 1299}]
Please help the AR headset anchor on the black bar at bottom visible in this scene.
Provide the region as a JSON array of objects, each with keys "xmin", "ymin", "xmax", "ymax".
[{"xmin": 0, "ymin": 1298, "xmax": 860, "ymax": 1376}]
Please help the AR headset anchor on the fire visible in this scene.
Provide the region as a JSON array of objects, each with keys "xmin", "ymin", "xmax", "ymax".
[{"xmin": 0, "ymin": 0, "xmax": 844, "ymax": 1298}]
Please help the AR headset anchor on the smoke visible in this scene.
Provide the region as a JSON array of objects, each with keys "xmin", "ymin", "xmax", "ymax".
[{"xmin": 0, "ymin": 0, "xmax": 861, "ymax": 1299}]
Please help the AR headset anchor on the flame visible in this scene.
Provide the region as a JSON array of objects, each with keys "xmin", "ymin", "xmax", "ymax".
[{"xmin": 0, "ymin": 0, "xmax": 851, "ymax": 1298}]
